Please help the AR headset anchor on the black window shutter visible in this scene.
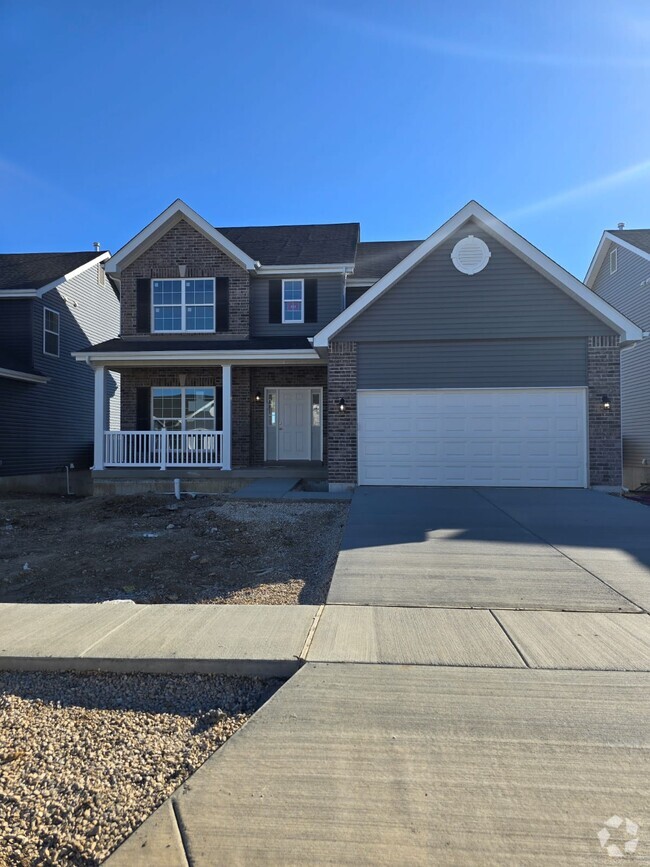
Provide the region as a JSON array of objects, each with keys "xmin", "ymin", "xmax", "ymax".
[
  {"xmin": 136, "ymin": 387, "xmax": 151, "ymax": 430},
  {"xmin": 269, "ymin": 280, "xmax": 282, "ymax": 323},
  {"xmin": 214, "ymin": 386, "xmax": 223, "ymax": 430},
  {"xmin": 304, "ymin": 279, "xmax": 318, "ymax": 323},
  {"xmin": 215, "ymin": 277, "xmax": 229, "ymax": 332},
  {"xmin": 136, "ymin": 279, "xmax": 151, "ymax": 333}
]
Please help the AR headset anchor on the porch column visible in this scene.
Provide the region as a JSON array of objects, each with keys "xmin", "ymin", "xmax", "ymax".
[
  {"xmin": 93, "ymin": 365, "xmax": 105, "ymax": 470},
  {"xmin": 222, "ymin": 364, "xmax": 232, "ymax": 471}
]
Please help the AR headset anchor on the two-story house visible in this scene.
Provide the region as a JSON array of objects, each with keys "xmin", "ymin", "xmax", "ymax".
[
  {"xmin": 75, "ymin": 199, "xmax": 642, "ymax": 494},
  {"xmin": 0, "ymin": 250, "xmax": 120, "ymax": 492},
  {"xmin": 586, "ymin": 229, "xmax": 650, "ymax": 489}
]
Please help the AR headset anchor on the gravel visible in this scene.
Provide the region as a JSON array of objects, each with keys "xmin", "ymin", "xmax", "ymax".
[{"xmin": 0, "ymin": 670, "xmax": 281, "ymax": 865}]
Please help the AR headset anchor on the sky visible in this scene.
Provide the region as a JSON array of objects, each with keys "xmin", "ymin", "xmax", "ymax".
[{"xmin": 1, "ymin": 0, "xmax": 650, "ymax": 278}]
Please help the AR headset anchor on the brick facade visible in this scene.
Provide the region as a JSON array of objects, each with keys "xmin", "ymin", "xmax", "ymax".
[
  {"xmin": 587, "ymin": 335, "xmax": 622, "ymax": 486},
  {"xmin": 326, "ymin": 341, "xmax": 357, "ymax": 485},
  {"xmin": 120, "ymin": 219, "xmax": 250, "ymax": 337}
]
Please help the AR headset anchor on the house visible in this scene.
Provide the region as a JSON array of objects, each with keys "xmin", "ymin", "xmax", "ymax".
[
  {"xmin": 586, "ymin": 228, "xmax": 650, "ymax": 489},
  {"xmin": 74, "ymin": 199, "xmax": 643, "ymax": 494},
  {"xmin": 0, "ymin": 250, "xmax": 120, "ymax": 492}
]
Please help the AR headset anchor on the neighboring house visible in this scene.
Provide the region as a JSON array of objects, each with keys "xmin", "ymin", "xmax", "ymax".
[
  {"xmin": 586, "ymin": 229, "xmax": 650, "ymax": 488},
  {"xmin": 0, "ymin": 251, "xmax": 120, "ymax": 490},
  {"xmin": 74, "ymin": 199, "xmax": 642, "ymax": 493}
]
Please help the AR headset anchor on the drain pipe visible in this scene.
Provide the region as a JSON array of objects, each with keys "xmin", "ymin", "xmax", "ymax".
[
  {"xmin": 174, "ymin": 478, "xmax": 181, "ymax": 500},
  {"xmin": 64, "ymin": 463, "xmax": 74, "ymax": 495}
]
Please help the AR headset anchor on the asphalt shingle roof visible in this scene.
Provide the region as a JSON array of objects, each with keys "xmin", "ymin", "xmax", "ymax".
[
  {"xmin": 608, "ymin": 229, "xmax": 650, "ymax": 256},
  {"xmin": 218, "ymin": 224, "xmax": 359, "ymax": 267},
  {"xmin": 0, "ymin": 252, "xmax": 100, "ymax": 292},
  {"xmin": 353, "ymin": 240, "xmax": 423, "ymax": 280},
  {"xmin": 79, "ymin": 337, "xmax": 314, "ymax": 354}
]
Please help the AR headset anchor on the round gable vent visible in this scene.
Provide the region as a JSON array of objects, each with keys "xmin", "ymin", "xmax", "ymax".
[{"xmin": 451, "ymin": 235, "xmax": 491, "ymax": 275}]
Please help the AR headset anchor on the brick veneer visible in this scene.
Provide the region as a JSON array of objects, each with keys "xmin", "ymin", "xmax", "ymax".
[
  {"xmin": 250, "ymin": 366, "xmax": 327, "ymax": 465},
  {"xmin": 587, "ymin": 335, "xmax": 622, "ymax": 486},
  {"xmin": 120, "ymin": 219, "xmax": 250, "ymax": 337},
  {"xmin": 327, "ymin": 341, "xmax": 357, "ymax": 485}
]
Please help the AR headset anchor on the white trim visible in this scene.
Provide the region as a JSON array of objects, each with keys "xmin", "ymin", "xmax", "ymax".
[
  {"xmin": 0, "ymin": 252, "xmax": 110, "ymax": 299},
  {"xmin": 222, "ymin": 364, "xmax": 232, "ymax": 471},
  {"xmin": 42, "ymin": 307, "xmax": 60, "ymax": 357},
  {"xmin": 609, "ymin": 247, "xmax": 618, "ymax": 275},
  {"xmin": 0, "ymin": 367, "xmax": 49, "ymax": 384},
  {"xmin": 73, "ymin": 349, "xmax": 323, "ymax": 367},
  {"xmin": 257, "ymin": 263, "xmax": 354, "ymax": 275},
  {"xmin": 104, "ymin": 199, "xmax": 259, "ymax": 274},
  {"xmin": 346, "ymin": 278, "xmax": 376, "ymax": 288},
  {"xmin": 282, "ymin": 278, "xmax": 304, "ymax": 324},
  {"xmin": 585, "ymin": 231, "xmax": 650, "ymax": 287},
  {"xmin": 264, "ymin": 387, "xmax": 278, "ymax": 461},
  {"xmin": 265, "ymin": 386, "xmax": 321, "ymax": 461},
  {"xmin": 151, "ymin": 277, "xmax": 216, "ymax": 334},
  {"xmin": 313, "ymin": 201, "xmax": 644, "ymax": 347},
  {"xmin": 151, "ymin": 385, "xmax": 217, "ymax": 432},
  {"xmin": 93, "ymin": 367, "xmax": 105, "ymax": 470},
  {"xmin": 310, "ymin": 386, "xmax": 324, "ymax": 462}
]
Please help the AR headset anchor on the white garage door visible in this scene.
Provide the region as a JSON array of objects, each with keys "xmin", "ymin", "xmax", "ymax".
[{"xmin": 358, "ymin": 388, "xmax": 587, "ymax": 487}]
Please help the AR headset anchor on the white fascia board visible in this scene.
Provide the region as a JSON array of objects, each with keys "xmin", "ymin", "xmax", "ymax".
[
  {"xmin": 256, "ymin": 263, "xmax": 355, "ymax": 275},
  {"xmin": 584, "ymin": 231, "xmax": 650, "ymax": 287},
  {"xmin": 72, "ymin": 349, "xmax": 324, "ymax": 367},
  {"xmin": 105, "ymin": 199, "xmax": 260, "ymax": 274},
  {"xmin": 313, "ymin": 201, "xmax": 644, "ymax": 347},
  {"xmin": 0, "ymin": 367, "xmax": 49, "ymax": 384},
  {"xmin": 0, "ymin": 252, "xmax": 110, "ymax": 300},
  {"xmin": 346, "ymin": 277, "xmax": 377, "ymax": 288}
]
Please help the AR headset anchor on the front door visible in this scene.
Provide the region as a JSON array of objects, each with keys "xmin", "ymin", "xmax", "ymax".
[{"xmin": 278, "ymin": 388, "xmax": 311, "ymax": 460}]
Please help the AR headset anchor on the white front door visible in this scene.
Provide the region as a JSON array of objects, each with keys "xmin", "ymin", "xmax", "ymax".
[{"xmin": 278, "ymin": 388, "xmax": 311, "ymax": 460}]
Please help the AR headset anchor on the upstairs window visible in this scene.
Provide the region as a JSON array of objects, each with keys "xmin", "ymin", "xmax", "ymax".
[
  {"xmin": 152, "ymin": 278, "xmax": 215, "ymax": 332},
  {"xmin": 282, "ymin": 279, "xmax": 304, "ymax": 323},
  {"xmin": 43, "ymin": 308, "xmax": 60, "ymax": 356},
  {"xmin": 610, "ymin": 248, "xmax": 618, "ymax": 274}
]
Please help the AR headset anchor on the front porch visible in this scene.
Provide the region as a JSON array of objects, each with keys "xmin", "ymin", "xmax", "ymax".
[{"xmin": 91, "ymin": 361, "xmax": 328, "ymax": 487}]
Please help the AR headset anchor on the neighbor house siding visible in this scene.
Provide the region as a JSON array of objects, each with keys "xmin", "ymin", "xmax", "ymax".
[
  {"xmin": 591, "ymin": 240, "xmax": 650, "ymax": 487},
  {"xmin": 0, "ymin": 299, "xmax": 33, "ymax": 368},
  {"xmin": 339, "ymin": 223, "xmax": 616, "ymax": 341},
  {"xmin": 357, "ymin": 338, "xmax": 588, "ymax": 390},
  {"xmin": 250, "ymin": 273, "xmax": 344, "ymax": 336}
]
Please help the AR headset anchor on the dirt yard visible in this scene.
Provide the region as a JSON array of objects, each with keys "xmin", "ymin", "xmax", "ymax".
[{"xmin": 0, "ymin": 494, "xmax": 348, "ymax": 605}]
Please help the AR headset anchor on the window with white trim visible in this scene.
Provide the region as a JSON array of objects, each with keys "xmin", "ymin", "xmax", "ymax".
[
  {"xmin": 610, "ymin": 248, "xmax": 618, "ymax": 274},
  {"xmin": 282, "ymin": 279, "xmax": 304, "ymax": 323},
  {"xmin": 152, "ymin": 387, "xmax": 216, "ymax": 431},
  {"xmin": 152, "ymin": 278, "xmax": 215, "ymax": 332},
  {"xmin": 43, "ymin": 308, "xmax": 60, "ymax": 356}
]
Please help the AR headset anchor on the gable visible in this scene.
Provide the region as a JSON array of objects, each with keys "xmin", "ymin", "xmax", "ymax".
[
  {"xmin": 338, "ymin": 222, "xmax": 615, "ymax": 342},
  {"xmin": 591, "ymin": 240, "xmax": 650, "ymax": 329}
]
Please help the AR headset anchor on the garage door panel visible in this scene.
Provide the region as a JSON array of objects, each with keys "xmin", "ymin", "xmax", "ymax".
[{"xmin": 358, "ymin": 389, "xmax": 587, "ymax": 487}]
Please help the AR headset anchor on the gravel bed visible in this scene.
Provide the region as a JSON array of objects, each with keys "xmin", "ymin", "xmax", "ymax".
[{"xmin": 0, "ymin": 671, "xmax": 281, "ymax": 865}]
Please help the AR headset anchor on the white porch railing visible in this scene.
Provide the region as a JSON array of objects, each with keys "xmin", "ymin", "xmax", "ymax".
[{"xmin": 104, "ymin": 431, "xmax": 223, "ymax": 468}]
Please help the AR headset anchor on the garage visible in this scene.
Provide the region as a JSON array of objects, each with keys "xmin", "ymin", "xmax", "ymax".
[{"xmin": 357, "ymin": 388, "xmax": 588, "ymax": 487}]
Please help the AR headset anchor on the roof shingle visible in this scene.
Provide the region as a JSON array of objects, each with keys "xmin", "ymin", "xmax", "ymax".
[
  {"xmin": 218, "ymin": 224, "xmax": 359, "ymax": 267},
  {"xmin": 353, "ymin": 240, "xmax": 422, "ymax": 280},
  {"xmin": 608, "ymin": 229, "xmax": 650, "ymax": 256},
  {"xmin": 0, "ymin": 252, "xmax": 100, "ymax": 292}
]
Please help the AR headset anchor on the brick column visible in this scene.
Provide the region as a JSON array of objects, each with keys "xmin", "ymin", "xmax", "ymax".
[
  {"xmin": 587, "ymin": 335, "xmax": 622, "ymax": 487},
  {"xmin": 231, "ymin": 367, "xmax": 251, "ymax": 468},
  {"xmin": 327, "ymin": 341, "xmax": 357, "ymax": 488}
]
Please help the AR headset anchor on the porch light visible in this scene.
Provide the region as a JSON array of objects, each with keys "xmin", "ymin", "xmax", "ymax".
[
  {"xmin": 339, "ymin": 397, "xmax": 346, "ymax": 412},
  {"xmin": 601, "ymin": 395, "xmax": 611, "ymax": 411},
  {"xmin": 254, "ymin": 391, "xmax": 262, "ymax": 402}
]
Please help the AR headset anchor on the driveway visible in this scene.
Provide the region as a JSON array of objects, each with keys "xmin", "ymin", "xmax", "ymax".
[{"xmin": 327, "ymin": 487, "xmax": 650, "ymax": 612}]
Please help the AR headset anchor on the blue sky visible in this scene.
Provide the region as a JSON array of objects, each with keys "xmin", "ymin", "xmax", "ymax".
[{"xmin": 1, "ymin": 0, "xmax": 650, "ymax": 278}]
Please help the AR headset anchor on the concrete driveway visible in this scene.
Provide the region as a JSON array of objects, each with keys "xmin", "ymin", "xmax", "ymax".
[{"xmin": 327, "ymin": 487, "xmax": 650, "ymax": 612}]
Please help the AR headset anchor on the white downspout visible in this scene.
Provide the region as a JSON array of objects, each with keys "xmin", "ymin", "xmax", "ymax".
[{"xmin": 222, "ymin": 363, "xmax": 232, "ymax": 471}]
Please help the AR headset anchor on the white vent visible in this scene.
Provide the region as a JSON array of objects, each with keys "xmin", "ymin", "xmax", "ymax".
[{"xmin": 451, "ymin": 235, "xmax": 491, "ymax": 275}]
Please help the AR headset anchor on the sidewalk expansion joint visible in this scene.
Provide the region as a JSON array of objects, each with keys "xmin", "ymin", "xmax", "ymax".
[
  {"xmin": 298, "ymin": 604, "xmax": 325, "ymax": 662},
  {"xmin": 79, "ymin": 604, "xmax": 148, "ymax": 658},
  {"xmin": 171, "ymin": 798, "xmax": 192, "ymax": 867},
  {"xmin": 489, "ymin": 610, "xmax": 531, "ymax": 668}
]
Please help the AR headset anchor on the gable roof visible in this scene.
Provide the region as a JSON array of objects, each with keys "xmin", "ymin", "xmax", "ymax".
[
  {"xmin": 353, "ymin": 240, "xmax": 422, "ymax": 281},
  {"xmin": 314, "ymin": 201, "xmax": 645, "ymax": 348},
  {"xmin": 585, "ymin": 229, "xmax": 650, "ymax": 287},
  {"xmin": 219, "ymin": 223, "xmax": 359, "ymax": 267},
  {"xmin": 0, "ymin": 252, "xmax": 102, "ymax": 292}
]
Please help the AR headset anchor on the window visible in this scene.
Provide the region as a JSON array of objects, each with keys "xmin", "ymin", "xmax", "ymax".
[
  {"xmin": 43, "ymin": 308, "xmax": 60, "ymax": 356},
  {"xmin": 282, "ymin": 279, "xmax": 304, "ymax": 323},
  {"xmin": 610, "ymin": 248, "xmax": 618, "ymax": 274},
  {"xmin": 152, "ymin": 278, "xmax": 215, "ymax": 332},
  {"xmin": 152, "ymin": 387, "xmax": 216, "ymax": 431}
]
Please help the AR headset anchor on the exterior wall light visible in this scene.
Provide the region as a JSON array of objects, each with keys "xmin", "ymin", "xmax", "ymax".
[
  {"xmin": 339, "ymin": 397, "xmax": 346, "ymax": 412},
  {"xmin": 254, "ymin": 391, "xmax": 262, "ymax": 402},
  {"xmin": 601, "ymin": 395, "xmax": 611, "ymax": 411}
]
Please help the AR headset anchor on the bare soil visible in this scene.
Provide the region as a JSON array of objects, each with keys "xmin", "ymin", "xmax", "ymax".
[{"xmin": 0, "ymin": 494, "xmax": 348, "ymax": 605}]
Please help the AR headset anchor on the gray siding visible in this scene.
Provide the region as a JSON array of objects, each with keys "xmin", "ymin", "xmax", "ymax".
[
  {"xmin": 0, "ymin": 265, "xmax": 120, "ymax": 477},
  {"xmin": 345, "ymin": 286, "xmax": 371, "ymax": 308},
  {"xmin": 357, "ymin": 338, "xmax": 588, "ymax": 390},
  {"xmin": 250, "ymin": 273, "xmax": 344, "ymax": 336},
  {"xmin": 592, "ymin": 242, "xmax": 650, "ymax": 486},
  {"xmin": 0, "ymin": 300, "xmax": 33, "ymax": 368},
  {"xmin": 340, "ymin": 223, "xmax": 616, "ymax": 341}
]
